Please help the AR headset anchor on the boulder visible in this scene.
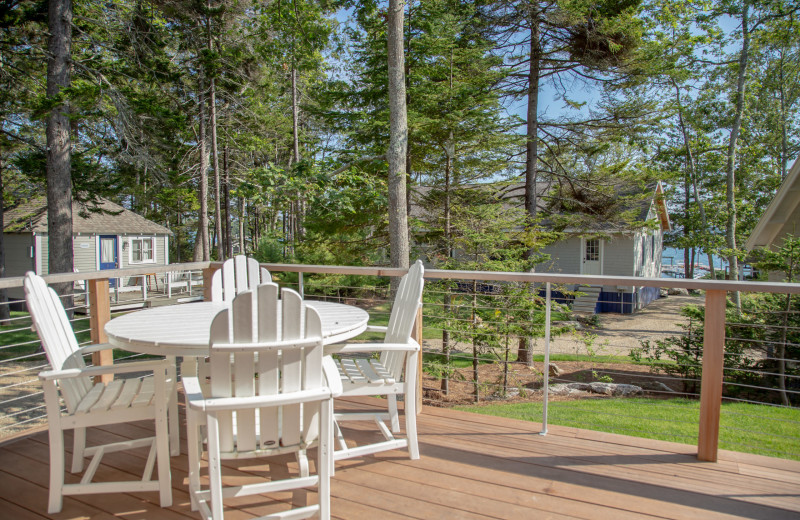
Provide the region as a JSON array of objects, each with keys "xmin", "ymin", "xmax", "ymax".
[{"xmin": 668, "ymin": 287, "xmax": 689, "ymax": 296}]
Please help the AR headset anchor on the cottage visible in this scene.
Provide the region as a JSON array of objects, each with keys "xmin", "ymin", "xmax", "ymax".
[
  {"xmin": 4, "ymin": 197, "xmax": 172, "ymax": 301},
  {"xmin": 536, "ymin": 182, "xmax": 670, "ymax": 313},
  {"xmin": 411, "ymin": 181, "xmax": 670, "ymax": 314},
  {"xmin": 744, "ymin": 155, "xmax": 800, "ymax": 282}
]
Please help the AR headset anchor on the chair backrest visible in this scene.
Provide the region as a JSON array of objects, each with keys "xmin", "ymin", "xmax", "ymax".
[
  {"xmin": 381, "ymin": 260, "xmax": 425, "ymax": 379},
  {"xmin": 23, "ymin": 272, "xmax": 92, "ymax": 413},
  {"xmin": 208, "ymin": 284, "xmax": 325, "ymax": 457},
  {"xmin": 211, "ymin": 255, "xmax": 271, "ymax": 303}
]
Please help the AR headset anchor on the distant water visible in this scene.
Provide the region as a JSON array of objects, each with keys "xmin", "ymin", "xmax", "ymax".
[{"xmin": 662, "ymin": 247, "xmax": 729, "ymax": 274}]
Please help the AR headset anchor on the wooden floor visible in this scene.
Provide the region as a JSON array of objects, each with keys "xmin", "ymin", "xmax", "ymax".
[{"xmin": 1, "ymin": 396, "xmax": 798, "ymax": 520}]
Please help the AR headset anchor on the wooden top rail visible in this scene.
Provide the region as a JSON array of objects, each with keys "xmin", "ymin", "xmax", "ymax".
[
  {"xmin": 2, "ymin": 260, "xmax": 800, "ymax": 295},
  {"xmin": 0, "ymin": 262, "xmax": 211, "ymax": 289},
  {"xmin": 266, "ymin": 263, "xmax": 800, "ymax": 295}
]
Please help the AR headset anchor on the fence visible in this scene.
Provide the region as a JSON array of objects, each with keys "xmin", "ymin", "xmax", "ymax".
[{"xmin": 1, "ymin": 261, "xmax": 799, "ymax": 462}]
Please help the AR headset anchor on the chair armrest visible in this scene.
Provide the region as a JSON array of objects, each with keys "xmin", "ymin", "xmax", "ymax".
[
  {"xmin": 322, "ymin": 356, "xmax": 343, "ymax": 397},
  {"xmin": 39, "ymin": 358, "xmax": 172, "ymax": 381},
  {"xmin": 334, "ymin": 340, "xmax": 420, "ymax": 355},
  {"xmin": 365, "ymin": 325, "xmax": 387, "ymax": 333},
  {"xmin": 188, "ymin": 387, "xmax": 333, "ymax": 412},
  {"xmin": 78, "ymin": 343, "xmax": 116, "ymax": 354},
  {"xmin": 182, "ymin": 376, "xmax": 206, "ymax": 409}
]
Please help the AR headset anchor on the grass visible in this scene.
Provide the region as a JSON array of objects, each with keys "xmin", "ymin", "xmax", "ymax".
[{"xmin": 455, "ymin": 398, "xmax": 800, "ymax": 460}]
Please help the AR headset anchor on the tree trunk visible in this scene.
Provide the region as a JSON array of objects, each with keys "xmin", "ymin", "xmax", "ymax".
[
  {"xmin": 725, "ymin": 2, "xmax": 750, "ymax": 311},
  {"xmin": 0, "ymin": 150, "xmax": 9, "ymax": 324},
  {"xmin": 387, "ymin": 0, "xmax": 410, "ymax": 273},
  {"xmin": 674, "ymin": 82, "xmax": 715, "ymax": 278},
  {"xmin": 223, "ymin": 145, "xmax": 232, "ymax": 257},
  {"xmin": 198, "ymin": 79, "xmax": 210, "ymax": 261},
  {"xmin": 46, "ymin": 0, "xmax": 74, "ymax": 305},
  {"xmin": 209, "ymin": 87, "xmax": 222, "ymax": 260},
  {"xmin": 524, "ymin": 9, "xmax": 541, "ymax": 236},
  {"xmin": 239, "ymin": 195, "xmax": 245, "ymax": 254}
]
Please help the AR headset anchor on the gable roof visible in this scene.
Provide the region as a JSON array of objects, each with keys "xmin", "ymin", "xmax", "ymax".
[
  {"xmin": 744, "ymin": 155, "xmax": 800, "ymax": 251},
  {"xmin": 4, "ymin": 197, "xmax": 173, "ymax": 235}
]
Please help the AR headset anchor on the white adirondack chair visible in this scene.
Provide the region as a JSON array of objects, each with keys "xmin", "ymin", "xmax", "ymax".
[
  {"xmin": 211, "ymin": 255, "xmax": 271, "ymax": 303},
  {"xmin": 184, "ymin": 285, "xmax": 337, "ymax": 520},
  {"xmin": 331, "ymin": 259, "xmax": 424, "ymax": 461},
  {"xmin": 23, "ymin": 272, "xmax": 173, "ymax": 514}
]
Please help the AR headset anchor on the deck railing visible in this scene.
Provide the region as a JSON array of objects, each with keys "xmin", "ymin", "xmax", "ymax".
[{"xmin": 1, "ymin": 261, "xmax": 799, "ymax": 462}]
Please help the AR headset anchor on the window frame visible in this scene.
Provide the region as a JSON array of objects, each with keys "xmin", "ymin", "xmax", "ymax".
[{"xmin": 128, "ymin": 236, "xmax": 157, "ymax": 265}]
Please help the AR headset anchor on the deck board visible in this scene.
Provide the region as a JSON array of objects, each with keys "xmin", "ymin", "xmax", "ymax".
[{"xmin": 0, "ymin": 396, "xmax": 797, "ymax": 520}]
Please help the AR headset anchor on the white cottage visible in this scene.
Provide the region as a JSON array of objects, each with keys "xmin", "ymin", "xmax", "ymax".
[
  {"xmin": 536, "ymin": 182, "xmax": 671, "ymax": 313},
  {"xmin": 411, "ymin": 181, "xmax": 670, "ymax": 314},
  {"xmin": 4, "ymin": 197, "xmax": 172, "ymax": 301}
]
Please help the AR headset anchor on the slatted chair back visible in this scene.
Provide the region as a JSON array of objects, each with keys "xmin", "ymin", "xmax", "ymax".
[
  {"xmin": 210, "ymin": 255, "xmax": 271, "ymax": 304},
  {"xmin": 381, "ymin": 260, "xmax": 424, "ymax": 380},
  {"xmin": 208, "ymin": 284, "xmax": 325, "ymax": 456},
  {"xmin": 23, "ymin": 272, "xmax": 91, "ymax": 413}
]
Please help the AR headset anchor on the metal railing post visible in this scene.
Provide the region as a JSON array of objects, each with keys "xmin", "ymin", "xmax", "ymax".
[
  {"xmin": 540, "ymin": 282, "xmax": 551, "ymax": 435},
  {"xmin": 88, "ymin": 278, "xmax": 113, "ymax": 383},
  {"xmin": 298, "ymin": 272, "xmax": 304, "ymax": 299},
  {"xmin": 698, "ymin": 289, "xmax": 727, "ymax": 461}
]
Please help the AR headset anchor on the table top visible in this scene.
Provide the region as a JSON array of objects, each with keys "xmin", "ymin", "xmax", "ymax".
[{"xmin": 105, "ymin": 300, "xmax": 370, "ymax": 357}]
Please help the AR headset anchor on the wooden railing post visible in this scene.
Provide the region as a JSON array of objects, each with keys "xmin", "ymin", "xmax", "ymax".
[
  {"xmin": 412, "ymin": 305, "xmax": 423, "ymax": 414},
  {"xmin": 698, "ymin": 289, "xmax": 727, "ymax": 462},
  {"xmin": 203, "ymin": 267, "xmax": 217, "ymax": 302},
  {"xmin": 88, "ymin": 278, "xmax": 113, "ymax": 383}
]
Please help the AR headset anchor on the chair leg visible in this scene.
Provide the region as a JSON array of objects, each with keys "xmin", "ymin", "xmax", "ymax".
[
  {"xmin": 154, "ymin": 374, "xmax": 173, "ymax": 508},
  {"xmin": 71, "ymin": 426, "xmax": 86, "ymax": 473},
  {"xmin": 319, "ymin": 400, "xmax": 332, "ymax": 520},
  {"xmin": 388, "ymin": 395, "xmax": 400, "ymax": 433},
  {"xmin": 207, "ymin": 414, "xmax": 225, "ymax": 520},
  {"xmin": 187, "ymin": 410, "xmax": 201, "ymax": 511},
  {"xmin": 405, "ymin": 351, "xmax": 420, "ymax": 460},
  {"xmin": 47, "ymin": 424, "xmax": 65, "ymax": 514}
]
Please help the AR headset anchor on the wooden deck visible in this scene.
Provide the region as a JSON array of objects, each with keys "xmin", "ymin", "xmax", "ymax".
[{"xmin": 0, "ymin": 396, "xmax": 798, "ymax": 520}]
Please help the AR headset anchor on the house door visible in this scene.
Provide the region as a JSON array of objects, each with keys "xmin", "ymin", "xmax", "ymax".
[
  {"xmin": 99, "ymin": 235, "xmax": 118, "ymax": 288},
  {"xmin": 582, "ymin": 238, "xmax": 602, "ymax": 275}
]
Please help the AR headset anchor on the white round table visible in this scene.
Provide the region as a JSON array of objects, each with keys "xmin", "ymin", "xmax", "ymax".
[{"xmin": 105, "ymin": 300, "xmax": 370, "ymax": 357}]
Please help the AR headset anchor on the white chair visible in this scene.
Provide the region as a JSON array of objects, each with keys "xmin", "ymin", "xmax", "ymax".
[
  {"xmin": 23, "ymin": 272, "xmax": 173, "ymax": 514},
  {"xmin": 211, "ymin": 255, "xmax": 271, "ymax": 303},
  {"xmin": 184, "ymin": 285, "xmax": 336, "ymax": 520},
  {"xmin": 331, "ymin": 259, "xmax": 424, "ymax": 461}
]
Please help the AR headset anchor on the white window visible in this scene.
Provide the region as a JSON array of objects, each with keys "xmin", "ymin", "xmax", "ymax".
[{"xmin": 129, "ymin": 237, "xmax": 156, "ymax": 264}]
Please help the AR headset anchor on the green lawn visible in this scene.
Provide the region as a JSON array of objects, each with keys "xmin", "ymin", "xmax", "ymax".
[{"xmin": 456, "ymin": 398, "xmax": 800, "ymax": 461}]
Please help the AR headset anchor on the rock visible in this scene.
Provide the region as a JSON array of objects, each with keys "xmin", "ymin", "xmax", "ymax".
[
  {"xmin": 635, "ymin": 381, "xmax": 676, "ymax": 393},
  {"xmin": 549, "ymin": 364, "xmax": 563, "ymax": 377},
  {"xmin": 589, "ymin": 382, "xmax": 615, "ymax": 395},
  {"xmin": 668, "ymin": 287, "xmax": 689, "ymax": 296},
  {"xmin": 546, "ymin": 382, "xmax": 642, "ymax": 397},
  {"xmin": 547, "ymin": 384, "xmax": 589, "ymax": 396},
  {"xmin": 610, "ymin": 384, "xmax": 643, "ymax": 397},
  {"xmin": 566, "ymin": 382, "xmax": 591, "ymax": 392}
]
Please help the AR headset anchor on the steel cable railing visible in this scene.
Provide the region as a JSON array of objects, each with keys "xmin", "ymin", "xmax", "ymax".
[
  {"xmin": 0, "ymin": 268, "xmax": 204, "ymax": 439},
  {"xmin": 1, "ymin": 263, "xmax": 799, "ymax": 462}
]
